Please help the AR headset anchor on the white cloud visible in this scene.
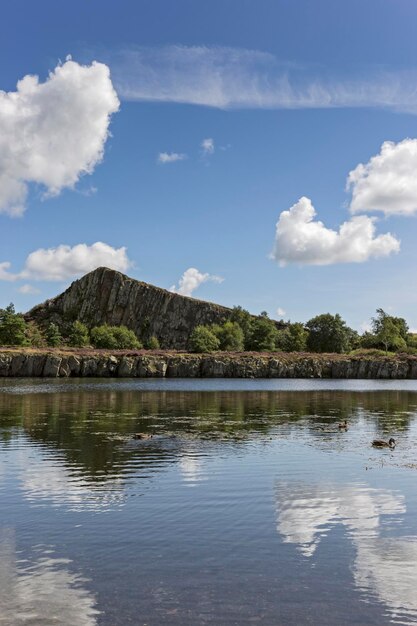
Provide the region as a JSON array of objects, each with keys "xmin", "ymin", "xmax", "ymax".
[
  {"xmin": 111, "ymin": 45, "xmax": 417, "ymax": 113},
  {"xmin": 157, "ymin": 152, "xmax": 187, "ymax": 164},
  {"xmin": 0, "ymin": 262, "xmax": 15, "ymax": 282},
  {"xmin": 0, "ymin": 242, "xmax": 132, "ymax": 282},
  {"xmin": 170, "ymin": 267, "xmax": 224, "ymax": 297},
  {"xmin": 348, "ymin": 138, "xmax": 417, "ymax": 216},
  {"xmin": 276, "ymin": 307, "xmax": 286, "ymax": 317},
  {"xmin": 201, "ymin": 138, "xmax": 214, "ymax": 156},
  {"xmin": 0, "ymin": 58, "xmax": 119, "ymax": 216},
  {"xmin": 17, "ymin": 284, "xmax": 41, "ymax": 295},
  {"xmin": 271, "ymin": 197, "xmax": 400, "ymax": 266}
]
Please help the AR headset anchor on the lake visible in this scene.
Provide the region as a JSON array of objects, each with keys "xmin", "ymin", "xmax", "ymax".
[{"xmin": 1, "ymin": 378, "xmax": 417, "ymax": 625}]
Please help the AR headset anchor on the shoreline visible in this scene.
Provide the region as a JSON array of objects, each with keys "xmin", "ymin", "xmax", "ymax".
[{"xmin": 1, "ymin": 349, "xmax": 417, "ymax": 379}]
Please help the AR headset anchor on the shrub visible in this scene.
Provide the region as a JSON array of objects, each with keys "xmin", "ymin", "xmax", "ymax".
[
  {"xmin": 112, "ymin": 326, "xmax": 142, "ymax": 349},
  {"xmin": 46, "ymin": 322, "xmax": 63, "ymax": 347},
  {"xmin": 90, "ymin": 324, "xmax": 142, "ymax": 349},
  {"xmin": 145, "ymin": 336, "xmax": 160, "ymax": 350},
  {"xmin": 246, "ymin": 315, "xmax": 278, "ymax": 351},
  {"xmin": 213, "ymin": 321, "xmax": 244, "ymax": 351},
  {"xmin": 189, "ymin": 325, "xmax": 220, "ymax": 353},
  {"xmin": 0, "ymin": 303, "xmax": 28, "ymax": 346},
  {"xmin": 306, "ymin": 313, "xmax": 355, "ymax": 354},
  {"xmin": 26, "ymin": 321, "xmax": 46, "ymax": 347},
  {"xmin": 68, "ymin": 321, "xmax": 90, "ymax": 347},
  {"xmin": 275, "ymin": 323, "xmax": 308, "ymax": 352},
  {"xmin": 90, "ymin": 325, "xmax": 118, "ymax": 349}
]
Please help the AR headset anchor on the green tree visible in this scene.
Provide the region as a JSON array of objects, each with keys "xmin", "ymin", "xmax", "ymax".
[
  {"xmin": 0, "ymin": 304, "xmax": 27, "ymax": 346},
  {"xmin": 90, "ymin": 325, "xmax": 118, "ymax": 349},
  {"xmin": 246, "ymin": 314, "xmax": 278, "ymax": 351},
  {"xmin": 145, "ymin": 336, "xmax": 160, "ymax": 350},
  {"xmin": 46, "ymin": 322, "xmax": 63, "ymax": 347},
  {"xmin": 68, "ymin": 321, "xmax": 90, "ymax": 347},
  {"xmin": 26, "ymin": 321, "xmax": 46, "ymax": 347},
  {"xmin": 112, "ymin": 326, "xmax": 142, "ymax": 349},
  {"xmin": 90, "ymin": 324, "xmax": 141, "ymax": 349},
  {"xmin": 190, "ymin": 325, "xmax": 220, "ymax": 353},
  {"xmin": 213, "ymin": 321, "xmax": 244, "ymax": 351},
  {"xmin": 371, "ymin": 309, "xmax": 408, "ymax": 352},
  {"xmin": 306, "ymin": 313, "xmax": 354, "ymax": 353},
  {"xmin": 229, "ymin": 306, "xmax": 252, "ymax": 347},
  {"xmin": 276, "ymin": 322, "xmax": 308, "ymax": 352}
]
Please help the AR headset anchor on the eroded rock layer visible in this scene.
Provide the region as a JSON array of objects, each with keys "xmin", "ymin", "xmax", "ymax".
[
  {"xmin": 1, "ymin": 351, "xmax": 416, "ymax": 379},
  {"xmin": 26, "ymin": 267, "xmax": 238, "ymax": 349}
]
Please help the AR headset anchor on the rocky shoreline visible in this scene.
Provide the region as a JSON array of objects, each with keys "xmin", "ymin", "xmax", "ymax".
[{"xmin": 1, "ymin": 350, "xmax": 417, "ymax": 378}]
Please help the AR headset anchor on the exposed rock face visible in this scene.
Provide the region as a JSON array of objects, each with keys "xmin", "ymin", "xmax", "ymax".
[
  {"xmin": 26, "ymin": 267, "xmax": 255, "ymax": 349},
  {"xmin": 1, "ymin": 351, "xmax": 417, "ymax": 379}
]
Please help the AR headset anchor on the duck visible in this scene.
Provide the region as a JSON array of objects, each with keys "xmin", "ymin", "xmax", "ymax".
[
  {"xmin": 338, "ymin": 420, "xmax": 348, "ymax": 429},
  {"xmin": 372, "ymin": 437, "xmax": 396, "ymax": 449},
  {"xmin": 132, "ymin": 433, "xmax": 153, "ymax": 440}
]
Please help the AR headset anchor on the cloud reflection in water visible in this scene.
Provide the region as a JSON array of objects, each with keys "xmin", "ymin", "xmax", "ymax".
[
  {"xmin": 0, "ymin": 529, "xmax": 98, "ymax": 626},
  {"xmin": 275, "ymin": 481, "xmax": 417, "ymax": 623}
]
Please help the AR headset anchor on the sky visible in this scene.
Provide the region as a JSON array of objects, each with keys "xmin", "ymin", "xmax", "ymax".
[{"xmin": 1, "ymin": 0, "xmax": 417, "ymax": 331}]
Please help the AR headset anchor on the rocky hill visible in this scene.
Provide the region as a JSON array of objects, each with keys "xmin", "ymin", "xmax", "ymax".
[{"xmin": 25, "ymin": 267, "xmax": 284, "ymax": 349}]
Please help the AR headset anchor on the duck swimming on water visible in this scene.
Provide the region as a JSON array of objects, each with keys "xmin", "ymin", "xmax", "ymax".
[
  {"xmin": 338, "ymin": 420, "xmax": 348, "ymax": 429},
  {"xmin": 372, "ymin": 438, "xmax": 396, "ymax": 448}
]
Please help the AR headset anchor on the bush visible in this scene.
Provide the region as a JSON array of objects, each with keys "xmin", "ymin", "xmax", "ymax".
[
  {"xmin": 0, "ymin": 303, "xmax": 27, "ymax": 346},
  {"xmin": 306, "ymin": 313, "xmax": 355, "ymax": 353},
  {"xmin": 112, "ymin": 326, "xmax": 142, "ymax": 349},
  {"xmin": 246, "ymin": 315, "xmax": 278, "ymax": 351},
  {"xmin": 90, "ymin": 325, "xmax": 117, "ymax": 349},
  {"xmin": 213, "ymin": 321, "xmax": 244, "ymax": 351},
  {"xmin": 190, "ymin": 325, "xmax": 220, "ymax": 353},
  {"xmin": 145, "ymin": 336, "xmax": 160, "ymax": 350},
  {"xmin": 26, "ymin": 321, "xmax": 46, "ymax": 347},
  {"xmin": 68, "ymin": 321, "xmax": 90, "ymax": 347},
  {"xmin": 229, "ymin": 306, "xmax": 252, "ymax": 348},
  {"xmin": 276, "ymin": 323, "xmax": 308, "ymax": 352},
  {"xmin": 46, "ymin": 322, "xmax": 63, "ymax": 347},
  {"xmin": 90, "ymin": 324, "xmax": 141, "ymax": 349}
]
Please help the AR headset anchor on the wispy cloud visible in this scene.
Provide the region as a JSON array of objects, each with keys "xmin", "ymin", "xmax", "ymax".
[
  {"xmin": 157, "ymin": 151, "xmax": 187, "ymax": 164},
  {"xmin": 201, "ymin": 138, "xmax": 214, "ymax": 156},
  {"xmin": 17, "ymin": 284, "xmax": 41, "ymax": 295},
  {"xmin": 109, "ymin": 45, "xmax": 417, "ymax": 113}
]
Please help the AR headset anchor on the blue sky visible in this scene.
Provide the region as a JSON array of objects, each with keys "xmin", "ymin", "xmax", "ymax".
[{"xmin": 1, "ymin": 0, "xmax": 417, "ymax": 331}]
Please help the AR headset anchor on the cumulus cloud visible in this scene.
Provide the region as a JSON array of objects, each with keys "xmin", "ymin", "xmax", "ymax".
[
  {"xmin": 0, "ymin": 58, "xmax": 119, "ymax": 216},
  {"xmin": 201, "ymin": 138, "xmax": 214, "ymax": 156},
  {"xmin": 276, "ymin": 307, "xmax": 286, "ymax": 317},
  {"xmin": 110, "ymin": 45, "xmax": 417, "ymax": 113},
  {"xmin": 348, "ymin": 138, "xmax": 417, "ymax": 216},
  {"xmin": 271, "ymin": 196, "xmax": 400, "ymax": 266},
  {"xmin": 170, "ymin": 267, "xmax": 224, "ymax": 297},
  {"xmin": 0, "ymin": 242, "xmax": 132, "ymax": 282},
  {"xmin": 157, "ymin": 152, "xmax": 187, "ymax": 164}
]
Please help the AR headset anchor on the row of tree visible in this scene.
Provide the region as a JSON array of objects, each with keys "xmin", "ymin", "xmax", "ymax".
[
  {"xmin": 0, "ymin": 304, "xmax": 158, "ymax": 350},
  {"xmin": 190, "ymin": 307, "xmax": 417, "ymax": 354},
  {"xmin": 0, "ymin": 302, "xmax": 415, "ymax": 354}
]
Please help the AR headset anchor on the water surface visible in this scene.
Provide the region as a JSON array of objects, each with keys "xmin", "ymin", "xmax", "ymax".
[{"xmin": 1, "ymin": 379, "xmax": 417, "ymax": 625}]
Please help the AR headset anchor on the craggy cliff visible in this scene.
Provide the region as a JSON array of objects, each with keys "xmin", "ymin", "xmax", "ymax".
[
  {"xmin": 26, "ymin": 267, "xmax": 255, "ymax": 349},
  {"xmin": 1, "ymin": 350, "xmax": 417, "ymax": 378}
]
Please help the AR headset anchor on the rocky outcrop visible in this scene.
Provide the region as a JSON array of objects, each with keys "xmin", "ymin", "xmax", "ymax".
[
  {"xmin": 1, "ymin": 351, "xmax": 417, "ymax": 378},
  {"xmin": 26, "ymin": 267, "xmax": 284, "ymax": 350}
]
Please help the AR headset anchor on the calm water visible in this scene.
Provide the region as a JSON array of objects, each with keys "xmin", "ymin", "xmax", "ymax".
[{"xmin": 2, "ymin": 379, "xmax": 417, "ymax": 625}]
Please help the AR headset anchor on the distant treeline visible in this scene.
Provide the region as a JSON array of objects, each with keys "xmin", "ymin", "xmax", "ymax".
[{"xmin": 0, "ymin": 303, "xmax": 416, "ymax": 355}]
